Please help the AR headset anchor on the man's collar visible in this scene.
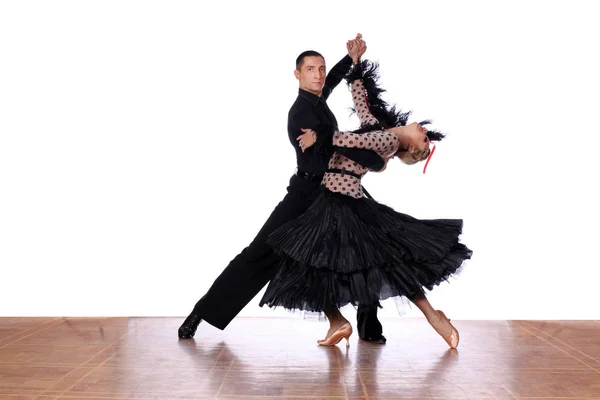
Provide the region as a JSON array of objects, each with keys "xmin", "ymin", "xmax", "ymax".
[{"xmin": 298, "ymin": 88, "xmax": 323, "ymax": 105}]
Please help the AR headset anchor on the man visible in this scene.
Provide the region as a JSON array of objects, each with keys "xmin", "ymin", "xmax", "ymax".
[{"xmin": 178, "ymin": 34, "xmax": 386, "ymax": 344}]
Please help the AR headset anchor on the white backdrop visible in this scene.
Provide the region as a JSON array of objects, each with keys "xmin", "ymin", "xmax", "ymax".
[{"xmin": 1, "ymin": 0, "xmax": 599, "ymax": 319}]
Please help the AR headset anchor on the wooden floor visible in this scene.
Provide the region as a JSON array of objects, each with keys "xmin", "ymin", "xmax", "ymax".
[{"xmin": 1, "ymin": 318, "xmax": 599, "ymax": 399}]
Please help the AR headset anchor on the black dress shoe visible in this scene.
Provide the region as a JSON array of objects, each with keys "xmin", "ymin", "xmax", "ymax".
[
  {"xmin": 178, "ymin": 312, "xmax": 202, "ymax": 339},
  {"xmin": 359, "ymin": 335, "xmax": 387, "ymax": 344}
]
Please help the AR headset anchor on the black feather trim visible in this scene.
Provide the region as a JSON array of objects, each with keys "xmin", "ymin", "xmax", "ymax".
[
  {"xmin": 345, "ymin": 60, "xmax": 411, "ymax": 129},
  {"xmin": 418, "ymin": 120, "xmax": 446, "ymax": 142},
  {"xmin": 345, "ymin": 60, "xmax": 446, "ymax": 142}
]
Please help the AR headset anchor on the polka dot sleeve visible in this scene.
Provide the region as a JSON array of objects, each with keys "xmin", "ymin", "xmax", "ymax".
[
  {"xmin": 332, "ymin": 130, "xmax": 399, "ymax": 154},
  {"xmin": 351, "ymin": 79, "xmax": 379, "ymax": 126}
]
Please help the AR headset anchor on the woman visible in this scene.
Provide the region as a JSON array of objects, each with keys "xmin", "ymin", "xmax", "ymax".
[{"xmin": 259, "ymin": 59, "xmax": 472, "ymax": 349}]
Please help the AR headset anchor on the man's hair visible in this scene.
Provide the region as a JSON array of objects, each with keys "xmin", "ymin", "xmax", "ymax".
[{"xmin": 295, "ymin": 50, "xmax": 324, "ymax": 70}]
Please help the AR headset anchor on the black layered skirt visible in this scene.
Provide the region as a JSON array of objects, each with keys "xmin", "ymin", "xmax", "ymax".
[{"xmin": 259, "ymin": 187, "xmax": 472, "ymax": 312}]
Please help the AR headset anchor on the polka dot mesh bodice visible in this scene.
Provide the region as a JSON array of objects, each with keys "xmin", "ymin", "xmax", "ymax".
[{"xmin": 323, "ymin": 79, "xmax": 400, "ymax": 198}]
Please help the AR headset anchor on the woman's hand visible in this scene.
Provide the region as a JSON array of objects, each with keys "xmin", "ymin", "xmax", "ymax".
[{"xmin": 297, "ymin": 128, "xmax": 317, "ymax": 152}]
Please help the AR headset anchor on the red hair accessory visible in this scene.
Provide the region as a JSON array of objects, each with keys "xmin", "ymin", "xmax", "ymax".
[{"xmin": 423, "ymin": 143, "xmax": 436, "ymax": 174}]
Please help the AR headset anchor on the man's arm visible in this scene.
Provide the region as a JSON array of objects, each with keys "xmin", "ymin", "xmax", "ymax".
[
  {"xmin": 322, "ymin": 34, "xmax": 366, "ymax": 100},
  {"xmin": 336, "ymin": 147, "xmax": 385, "ymax": 171},
  {"xmin": 321, "ymin": 55, "xmax": 353, "ymax": 101},
  {"xmin": 289, "ymin": 106, "xmax": 322, "ymax": 153}
]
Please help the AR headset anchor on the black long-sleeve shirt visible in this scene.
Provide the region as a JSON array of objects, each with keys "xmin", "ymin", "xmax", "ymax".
[{"xmin": 287, "ymin": 55, "xmax": 383, "ymax": 174}]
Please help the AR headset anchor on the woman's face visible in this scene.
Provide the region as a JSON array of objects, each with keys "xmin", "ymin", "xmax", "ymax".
[{"xmin": 405, "ymin": 122, "xmax": 430, "ymax": 155}]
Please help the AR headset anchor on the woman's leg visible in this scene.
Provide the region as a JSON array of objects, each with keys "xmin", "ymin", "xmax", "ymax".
[
  {"xmin": 410, "ymin": 293, "xmax": 459, "ymax": 348},
  {"xmin": 321, "ymin": 307, "xmax": 350, "ymax": 341},
  {"xmin": 318, "ymin": 307, "xmax": 353, "ymax": 347}
]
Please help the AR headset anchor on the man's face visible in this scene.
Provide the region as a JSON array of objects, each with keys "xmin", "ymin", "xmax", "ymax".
[{"xmin": 295, "ymin": 56, "xmax": 326, "ymax": 96}]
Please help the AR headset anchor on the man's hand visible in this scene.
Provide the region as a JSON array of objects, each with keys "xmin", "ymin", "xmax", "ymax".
[
  {"xmin": 347, "ymin": 33, "xmax": 367, "ymax": 64},
  {"xmin": 297, "ymin": 128, "xmax": 317, "ymax": 152}
]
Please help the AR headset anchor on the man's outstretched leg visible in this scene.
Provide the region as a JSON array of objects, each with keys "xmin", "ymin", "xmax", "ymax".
[
  {"xmin": 178, "ymin": 245, "xmax": 278, "ymax": 338},
  {"xmin": 178, "ymin": 175, "xmax": 320, "ymax": 338}
]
